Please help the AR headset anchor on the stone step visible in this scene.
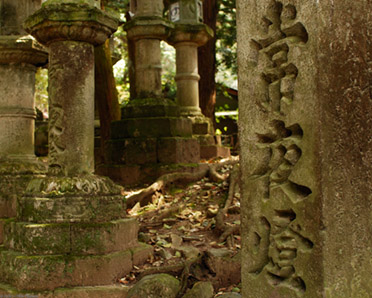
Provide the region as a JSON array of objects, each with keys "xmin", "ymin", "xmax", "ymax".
[
  {"xmin": 18, "ymin": 195, "xmax": 126, "ymax": 223},
  {"xmin": 4, "ymin": 218, "xmax": 139, "ymax": 256},
  {"xmin": 0, "ymin": 243, "xmax": 152, "ymax": 292}
]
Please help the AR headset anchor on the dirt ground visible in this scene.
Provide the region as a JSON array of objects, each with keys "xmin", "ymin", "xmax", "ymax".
[{"xmin": 120, "ymin": 159, "xmax": 241, "ymax": 297}]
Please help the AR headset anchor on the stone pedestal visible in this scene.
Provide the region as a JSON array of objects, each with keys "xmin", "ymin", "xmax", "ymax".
[
  {"xmin": 0, "ymin": 1, "xmax": 47, "ymax": 246},
  {"xmin": 238, "ymin": 0, "xmax": 372, "ymax": 297},
  {"xmin": 100, "ymin": 0, "xmax": 202, "ymax": 185},
  {"xmin": 0, "ymin": 1, "xmax": 152, "ymax": 295}
]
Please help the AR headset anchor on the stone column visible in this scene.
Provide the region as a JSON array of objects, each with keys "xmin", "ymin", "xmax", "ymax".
[
  {"xmin": 0, "ymin": 1, "xmax": 152, "ymax": 294},
  {"xmin": 126, "ymin": 0, "xmax": 167, "ymax": 98},
  {"xmin": 171, "ymin": 27, "xmax": 211, "ymax": 116},
  {"xmin": 0, "ymin": 0, "xmax": 47, "ymax": 245},
  {"xmin": 238, "ymin": 0, "xmax": 372, "ymax": 297}
]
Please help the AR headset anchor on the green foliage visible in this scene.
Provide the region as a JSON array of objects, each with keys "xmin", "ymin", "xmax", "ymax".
[
  {"xmin": 216, "ymin": 0, "xmax": 237, "ymax": 86},
  {"xmin": 161, "ymin": 41, "xmax": 177, "ymax": 100},
  {"xmin": 35, "ymin": 68, "xmax": 49, "ymax": 117}
]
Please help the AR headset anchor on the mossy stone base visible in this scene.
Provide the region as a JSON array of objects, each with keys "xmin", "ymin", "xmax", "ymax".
[
  {"xmin": 0, "ymin": 174, "xmax": 43, "ymax": 218},
  {"xmin": 158, "ymin": 137, "xmax": 200, "ymax": 164},
  {"xmin": 106, "ymin": 137, "xmax": 200, "ymax": 166},
  {"xmin": 122, "ymin": 98, "xmax": 180, "ymax": 118},
  {"xmin": 4, "ymin": 218, "xmax": 139, "ymax": 255},
  {"xmin": 0, "ymin": 282, "xmax": 130, "ymax": 297},
  {"xmin": 0, "ymin": 248, "xmax": 133, "ymax": 291},
  {"xmin": 18, "ymin": 195, "xmax": 126, "ymax": 223},
  {"xmin": 111, "ymin": 117, "xmax": 193, "ymax": 139},
  {"xmin": 106, "ymin": 138, "xmax": 158, "ymax": 165}
]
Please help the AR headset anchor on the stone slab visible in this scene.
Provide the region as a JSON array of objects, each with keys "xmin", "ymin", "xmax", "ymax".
[
  {"xmin": 4, "ymin": 219, "xmax": 139, "ymax": 256},
  {"xmin": 0, "ymin": 283, "xmax": 129, "ymax": 298},
  {"xmin": 111, "ymin": 117, "xmax": 193, "ymax": 139},
  {"xmin": 158, "ymin": 137, "xmax": 200, "ymax": 164},
  {"xmin": 200, "ymin": 145, "xmax": 230, "ymax": 160},
  {"xmin": 0, "ymin": 249, "xmax": 133, "ymax": 291},
  {"xmin": 18, "ymin": 195, "xmax": 126, "ymax": 223}
]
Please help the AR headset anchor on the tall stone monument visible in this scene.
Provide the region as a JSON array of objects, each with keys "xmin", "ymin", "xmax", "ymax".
[
  {"xmin": 238, "ymin": 0, "xmax": 372, "ymax": 297},
  {"xmin": 0, "ymin": 0, "xmax": 151, "ymax": 295},
  {"xmin": 0, "ymin": 0, "xmax": 47, "ymax": 246}
]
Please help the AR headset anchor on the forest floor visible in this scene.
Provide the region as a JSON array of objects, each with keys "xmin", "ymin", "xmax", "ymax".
[{"xmin": 120, "ymin": 157, "xmax": 242, "ymax": 297}]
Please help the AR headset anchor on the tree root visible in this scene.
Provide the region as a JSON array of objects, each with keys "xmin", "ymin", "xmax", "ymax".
[
  {"xmin": 215, "ymin": 163, "xmax": 240, "ymax": 242},
  {"xmin": 126, "ymin": 157, "xmax": 239, "ymax": 209}
]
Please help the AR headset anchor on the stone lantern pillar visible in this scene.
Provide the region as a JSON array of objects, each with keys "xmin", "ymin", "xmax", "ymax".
[
  {"xmin": 168, "ymin": 0, "xmax": 212, "ymax": 116},
  {"xmin": 167, "ymin": 0, "xmax": 230, "ymax": 159},
  {"xmin": 0, "ymin": 0, "xmax": 151, "ymax": 295},
  {"xmin": 0, "ymin": 0, "xmax": 47, "ymax": 246},
  {"xmin": 99, "ymin": 0, "xmax": 201, "ymax": 186}
]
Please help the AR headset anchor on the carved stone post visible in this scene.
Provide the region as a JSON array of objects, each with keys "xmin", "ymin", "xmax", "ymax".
[
  {"xmin": 0, "ymin": 0, "xmax": 151, "ymax": 294},
  {"xmin": 238, "ymin": 0, "xmax": 372, "ymax": 296},
  {"xmin": 0, "ymin": 0, "xmax": 47, "ymax": 245}
]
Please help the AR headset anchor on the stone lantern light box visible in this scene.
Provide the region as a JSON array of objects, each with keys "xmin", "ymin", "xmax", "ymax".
[{"xmin": 169, "ymin": 0, "xmax": 203, "ymax": 24}]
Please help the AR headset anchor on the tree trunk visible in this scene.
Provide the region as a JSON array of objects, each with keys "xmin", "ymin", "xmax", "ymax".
[
  {"xmin": 94, "ymin": 39, "xmax": 121, "ymax": 164},
  {"xmin": 198, "ymin": 0, "xmax": 219, "ymax": 125},
  {"xmin": 125, "ymin": 11, "xmax": 137, "ymax": 99}
]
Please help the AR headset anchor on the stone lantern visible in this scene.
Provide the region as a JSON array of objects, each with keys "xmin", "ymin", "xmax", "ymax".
[
  {"xmin": 169, "ymin": 0, "xmax": 203, "ymax": 24},
  {"xmin": 0, "ymin": 0, "xmax": 151, "ymax": 295},
  {"xmin": 167, "ymin": 0, "xmax": 229, "ymax": 159},
  {"xmin": 0, "ymin": 0, "xmax": 47, "ymax": 248}
]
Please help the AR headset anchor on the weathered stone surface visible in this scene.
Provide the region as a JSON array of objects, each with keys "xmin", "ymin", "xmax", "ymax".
[
  {"xmin": 124, "ymin": 0, "xmax": 172, "ymax": 98},
  {"xmin": 158, "ymin": 137, "xmax": 200, "ymax": 164},
  {"xmin": 106, "ymin": 138, "xmax": 157, "ymax": 165},
  {"xmin": 4, "ymin": 219, "xmax": 138, "ymax": 255},
  {"xmin": 18, "ymin": 195, "xmax": 126, "ymax": 223},
  {"xmin": 200, "ymin": 145, "xmax": 230, "ymax": 160},
  {"xmin": 0, "ymin": 284, "xmax": 130, "ymax": 298},
  {"xmin": 127, "ymin": 274, "xmax": 180, "ymax": 298},
  {"xmin": 130, "ymin": 242, "xmax": 154, "ymax": 266},
  {"xmin": 24, "ymin": 2, "xmax": 119, "ymax": 46},
  {"xmin": 182, "ymin": 281, "xmax": 214, "ymax": 298},
  {"xmin": 121, "ymin": 98, "xmax": 180, "ymax": 118},
  {"xmin": 238, "ymin": 0, "xmax": 372, "ymax": 297},
  {"xmin": 0, "ymin": 249, "xmax": 133, "ymax": 291},
  {"xmin": 0, "ymin": 0, "xmax": 41, "ymax": 35},
  {"xmin": 0, "ymin": 35, "xmax": 47, "ymax": 66},
  {"xmin": 111, "ymin": 117, "xmax": 193, "ymax": 139},
  {"xmin": 205, "ymin": 249, "xmax": 241, "ymax": 288}
]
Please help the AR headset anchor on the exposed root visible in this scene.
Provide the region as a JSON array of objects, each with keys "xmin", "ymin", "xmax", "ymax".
[{"xmin": 126, "ymin": 157, "xmax": 239, "ymax": 209}]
